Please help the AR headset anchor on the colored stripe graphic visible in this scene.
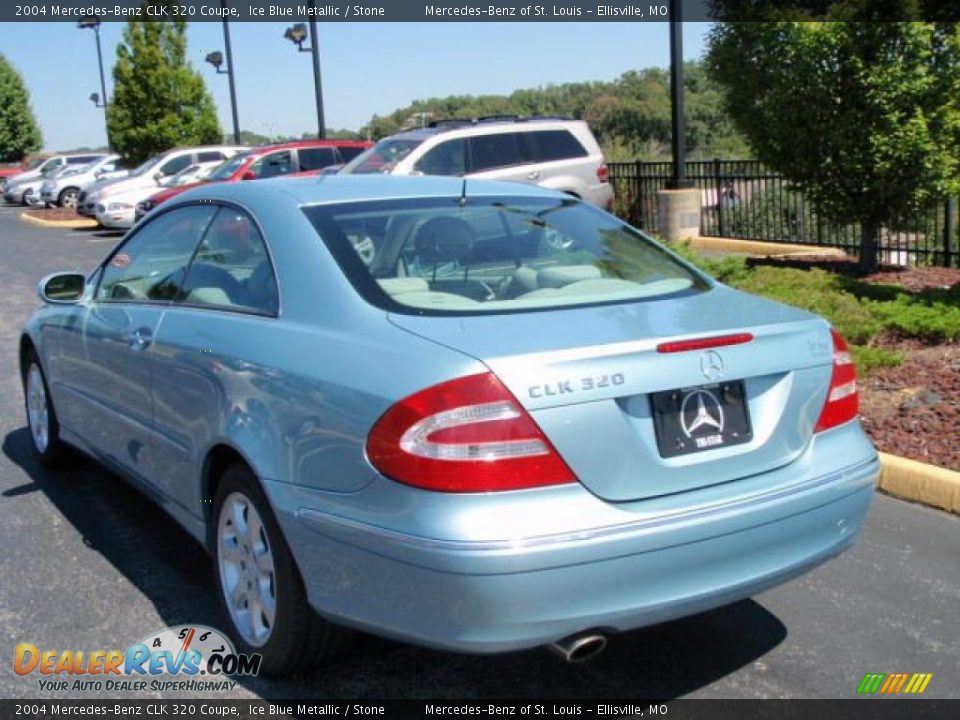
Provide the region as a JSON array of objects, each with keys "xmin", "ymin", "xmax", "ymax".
[
  {"xmin": 857, "ymin": 672, "xmax": 932, "ymax": 694},
  {"xmin": 857, "ymin": 673, "xmax": 885, "ymax": 694}
]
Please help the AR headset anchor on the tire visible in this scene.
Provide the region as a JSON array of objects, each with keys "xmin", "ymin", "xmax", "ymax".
[
  {"xmin": 211, "ymin": 463, "xmax": 350, "ymax": 675},
  {"xmin": 22, "ymin": 350, "xmax": 66, "ymax": 467},
  {"xmin": 58, "ymin": 187, "xmax": 79, "ymax": 209}
]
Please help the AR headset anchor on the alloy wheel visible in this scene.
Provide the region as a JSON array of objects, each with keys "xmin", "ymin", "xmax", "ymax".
[
  {"xmin": 217, "ymin": 491, "xmax": 277, "ymax": 647},
  {"xmin": 26, "ymin": 364, "xmax": 49, "ymax": 454}
]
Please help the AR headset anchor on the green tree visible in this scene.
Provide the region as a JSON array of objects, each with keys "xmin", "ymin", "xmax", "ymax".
[
  {"xmin": 0, "ymin": 53, "xmax": 42, "ymax": 162},
  {"xmin": 707, "ymin": 10, "xmax": 960, "ymax": 270},
  {"xmin": 108, "ymin": 14, "xmax": 222, "ymax": 165},
  {"xmin": 359, "ymin": 62, "xmax": 749, "ymax": 161}
]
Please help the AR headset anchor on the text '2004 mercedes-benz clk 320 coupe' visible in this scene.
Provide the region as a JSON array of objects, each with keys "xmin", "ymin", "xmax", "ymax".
[{"xmin": 21, "ymin": 176, "xmax": 878, "ymax": 674}]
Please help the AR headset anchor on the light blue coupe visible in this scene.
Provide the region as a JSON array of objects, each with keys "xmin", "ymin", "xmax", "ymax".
[{"xmin": 21, "ymin": 176, "xmax": 878, "ymax": 673}]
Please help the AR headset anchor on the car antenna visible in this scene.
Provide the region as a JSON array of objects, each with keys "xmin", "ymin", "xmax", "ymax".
[{"xmin": 459, "ymin": 177, "xmax": 467, "ymax": 208}]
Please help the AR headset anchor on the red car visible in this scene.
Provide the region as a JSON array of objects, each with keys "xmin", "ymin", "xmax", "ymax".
[{"xmin": 135, "ymin": 140, "xmax": 371, "ymax": 220}]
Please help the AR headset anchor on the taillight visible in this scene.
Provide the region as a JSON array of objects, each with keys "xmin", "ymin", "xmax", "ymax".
[
  {"xmin": 366, "ymin": 372, "xmax": 577, "ymax": 492},
  {"xmin": 814, "ymin": 328, "xmax": 859, "ymax": 433},
  {"xmin": 596, "ymin": 163, "xmax": 609, "ymax": 183}
]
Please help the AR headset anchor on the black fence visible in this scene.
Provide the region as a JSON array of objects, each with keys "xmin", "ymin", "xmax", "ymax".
[{"xmin": 608, "ymin": 159, "xmax": 957, "ymax": 268}]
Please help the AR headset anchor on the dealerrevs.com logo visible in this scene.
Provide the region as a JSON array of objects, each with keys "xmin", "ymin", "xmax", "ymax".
[{"xmin": 13, "ymin": 625, "xmax": 260, "ymax": 693}]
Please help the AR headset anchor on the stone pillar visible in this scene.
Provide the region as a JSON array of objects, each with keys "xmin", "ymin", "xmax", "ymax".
[{"xmin": 656, "ymin": 188, "xmax": 701, "ymax": 243}]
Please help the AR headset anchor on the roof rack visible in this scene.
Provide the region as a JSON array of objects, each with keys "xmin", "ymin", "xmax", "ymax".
[{"xmin": 426, "ymin": 115, "xmax": 574, "ymax": 130}]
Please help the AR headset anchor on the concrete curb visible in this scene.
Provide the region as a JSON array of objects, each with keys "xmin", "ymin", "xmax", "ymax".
[
  {"xmin": 689, "ymin": 236, "xmax": 847, "ymax": 257},
  {"xmin": 20, "ymin": 212, "xmax": 98, "ymax": 230},
  {"xmin": 878, "ymin": 452, "xmax": 960, "ymax": 515}
]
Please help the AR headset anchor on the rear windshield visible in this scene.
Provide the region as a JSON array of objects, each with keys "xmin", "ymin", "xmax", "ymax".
[
  {"xmin": 340, "ymin": 139, "xmax": 422, "ymax": 174},
  {"xmin": 303, "ymin": 196, "xmax": 708, "ymax": 315}
]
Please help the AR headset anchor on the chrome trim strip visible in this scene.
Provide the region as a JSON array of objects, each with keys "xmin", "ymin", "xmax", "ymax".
[{"xmin": 298, "ymin": 455, "xmax": 878, "ymax": 554}]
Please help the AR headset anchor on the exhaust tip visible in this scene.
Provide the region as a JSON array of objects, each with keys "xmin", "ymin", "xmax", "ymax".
[{"xmin": 548, "ymin": 633, "xmax": 608, "ymax": 663}]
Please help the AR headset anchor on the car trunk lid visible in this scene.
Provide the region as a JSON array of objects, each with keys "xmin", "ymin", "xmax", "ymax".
[{"xmin": 388, "ymin": 285, "xmax": 836, "ymax": 501}]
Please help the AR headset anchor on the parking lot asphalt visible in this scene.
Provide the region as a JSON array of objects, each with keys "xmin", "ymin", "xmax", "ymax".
[{"xmin": 0, "ymin": 208, "xmax": 957, "ymax": 701}]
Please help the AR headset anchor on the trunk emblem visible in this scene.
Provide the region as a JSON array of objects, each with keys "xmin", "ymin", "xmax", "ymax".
[
  {"xmin": 700, "ymin": 350, "xmax": 725, "ymax": 381},
  {"xmin": 680, "ymin": 389, "xmax": 725, "ymax": 437}
]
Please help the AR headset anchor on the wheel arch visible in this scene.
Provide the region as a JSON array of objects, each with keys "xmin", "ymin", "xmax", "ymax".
[
  {"xmin": 202, "ymin": 443, "xmax": 254, "ymax": 525},
  {"xmin": 19, "ymin": 334, "xmax": 37, "ymax": 380}
]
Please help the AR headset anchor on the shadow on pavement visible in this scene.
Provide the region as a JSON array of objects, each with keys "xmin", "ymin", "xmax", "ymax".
[{"xmin": 3, "ymin": 426, "xmax": 787, "ymax": 699}]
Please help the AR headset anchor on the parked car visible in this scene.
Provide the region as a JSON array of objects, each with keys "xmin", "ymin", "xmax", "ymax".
[
  {"xmin": 21, "ymin": 176, "xmax": 877, "ymax": 675},
  {"xmin": 0, "ymin": 157, "xmax": 39, "ymax": 192},
  {"xmin": 78, "ymin": 146, "xmax": 245, "ymax": 222},
  {"xmin": 98, "ymin": 162, "xmax": 230, "ymax": 230},
  {"xmin": 3, "ymin": 153, "xmax": 106, "ymax": 204},
  {"xmin": 341, "ymin": 116, "xmax": 614, "ymax": 211},
  {"xmin": 134, "ymin": 139, "xmax": 372, "ymax": 221},
  {"xmin": 40, "ymin": 155, "xmax": 129, "ymax": 208}
]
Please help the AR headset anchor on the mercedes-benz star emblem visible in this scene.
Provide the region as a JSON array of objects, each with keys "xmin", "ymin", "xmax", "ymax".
[
  {"xmin": 680, "ymin": 389, "xmax": 725, "ymax": 437},
  {"xmin": 700, "ymin": 350, "xmax": 725, "ymax": 381}
]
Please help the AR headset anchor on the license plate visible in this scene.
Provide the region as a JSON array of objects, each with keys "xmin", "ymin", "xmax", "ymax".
[{"xmin": 651, "ymin": 381, "xmax": 752, "ymax": 458}]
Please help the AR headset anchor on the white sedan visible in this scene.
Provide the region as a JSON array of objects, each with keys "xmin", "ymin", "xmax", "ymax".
[{"xmin": 95, "ymin": 185, "xmax": 161, "ymax": 229}]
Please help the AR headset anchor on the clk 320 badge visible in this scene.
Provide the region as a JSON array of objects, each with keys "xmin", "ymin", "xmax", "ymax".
[{"xmin": 528, "ymin": 373, "xmax": 626, "ymax": 398}]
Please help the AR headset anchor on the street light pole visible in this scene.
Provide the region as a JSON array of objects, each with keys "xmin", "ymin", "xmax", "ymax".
[
  {"xmin": 221, "ymin": 0, "xmax": 241, "ymax": 144},
  {"xmin": 79, "ymin": 16, "xmax": 111, "ymax": 151},
  {"xmin": 283, "ymin": 0, "xmax": 326, "ymax": 139},
  {"xmin": 666, "ymin": 0, "xmax": 691, "ymax": 189},
  {"xmin": 308, "ymin": 12, "xmax": 326, "ymax": 139}
]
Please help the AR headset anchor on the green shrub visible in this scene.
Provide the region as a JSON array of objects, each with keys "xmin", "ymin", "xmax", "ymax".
[
  {"xmin": 851, "ymin": 346, "xmax": 906, "ymax": 374},
  {"xmin": 667, "ymin": 246, "xmax": 960, "ymax": 374},
  {"xmin": 868, "ymin": 296, "xmax": 960, "ymax": 343}
]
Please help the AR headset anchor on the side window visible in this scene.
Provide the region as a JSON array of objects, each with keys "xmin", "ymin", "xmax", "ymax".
[
  {"xmin": 197, "ymin": 151, "xmax": 226, "ymax": 163},
  {"xmin": 414, "ymin": 139, "xmax": 466, "ymax": 176},
  {"xmin": 467, "ymin": 133, "xmax": 522, "ymax": 173},
  {"xmin": 337, "ymin": 146, "xmax": 365, "ymax": 163},
  {"xmin": 158, "ymin": 154, "xmax": 192, "ymax": 178},
  {"xmin": 298, "ymin": 147, "xmax": 338, "ymax": 171},
  {"xmin": 520, "ymin": 130, "xmax": 588, "ymax": 162},
  {"xmin": 249, "ymin": 151, "xmax": 294, "ymax": 179},
  {"xmin": 178, "ymin": 209, "xmax": 278, "ymax": 315},
  {"xmin": 96, "ymin": 205, "xmax": 218, "ymax": 302}
]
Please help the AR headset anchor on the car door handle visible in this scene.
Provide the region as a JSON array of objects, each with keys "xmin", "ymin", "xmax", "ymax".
[
  {"xmin": 526, "ymin": 171, "xmax": 541, "ymax": 181},
  {"xmin": 129, "ymin": 327, "xmax": 153, "ymax": 351}
]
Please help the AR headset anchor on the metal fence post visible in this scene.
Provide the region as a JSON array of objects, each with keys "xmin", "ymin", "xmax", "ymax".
[
  {"xmin": 945, "ymin": 197, "xmax": 956, "ymax": 268},
  {"xmin": 714, "ymin": 158, "xmax": 725, "ymax": 237}
]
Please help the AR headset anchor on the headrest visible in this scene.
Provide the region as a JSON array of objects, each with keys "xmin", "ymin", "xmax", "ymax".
[{"xmin": 412, "ymin": 216, "xmax": 475, "ymax": 264}]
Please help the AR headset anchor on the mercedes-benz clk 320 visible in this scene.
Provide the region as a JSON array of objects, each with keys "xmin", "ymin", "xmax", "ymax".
[{"xmin": 21, "ymin": 176, "xmax": 877, "ymax": 674}]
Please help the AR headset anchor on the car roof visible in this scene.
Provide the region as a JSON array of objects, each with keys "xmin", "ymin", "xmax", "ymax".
[
  {"xmin": 169, "ymin": 174, "xmax": 565, "ymax": 209},
  {"xmin": 246, "ymin": 139, "xmax": 371, "ymax": 155},
  {"xmin": 383, "ymin": 116, "xmax": 582, "ymax": 142}
]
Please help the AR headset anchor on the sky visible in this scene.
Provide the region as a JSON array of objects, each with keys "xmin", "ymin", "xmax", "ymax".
[{"xmin": 0, "ymin": 21, "xmax": 711, "ymax": 151}]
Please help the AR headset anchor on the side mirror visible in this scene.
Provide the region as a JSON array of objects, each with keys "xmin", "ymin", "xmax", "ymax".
[
  {"xmin": 38, "ymin": 272, "xmax": 87, "ymax": 304},
  {"xmin": 153, "ymin": 171, "xmax": 164, "ymax": 183},
  {"xmin": 241, "ymin": 170, "xmax": 256, "ymax": 181}
]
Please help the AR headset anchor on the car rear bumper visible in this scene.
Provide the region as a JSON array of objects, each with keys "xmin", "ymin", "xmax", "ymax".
[{"xmin": 268, "ymin": 425, "xmax": 878, "ymax": 654}]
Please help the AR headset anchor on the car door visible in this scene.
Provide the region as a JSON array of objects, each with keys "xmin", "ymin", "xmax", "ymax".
[
  {"xmin": 248, "ymin": 150, "xmax": 295, "ymax": 179},
  {"xmin": 55, "ymin": 205, "xmax": 218, "ymax": 479},
  {"xmin": 155, "ymin": 152, "xmax": 195, "ymax": 183},
  {"xmin": 465, "ymin": 132, "xmax": 533, "ymax": 185},
  {"xmin": 149, "ymin": 205, "xmax": 279, "ymax": 513},
  {"xmin": 296, "ymin": 146, "xmax": 339, "ymax": 173}
]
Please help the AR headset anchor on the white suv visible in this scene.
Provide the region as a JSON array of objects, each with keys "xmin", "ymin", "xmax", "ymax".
[{"xmin": 340, "ymin": 117, "xmax": 614, "ymax": 211}]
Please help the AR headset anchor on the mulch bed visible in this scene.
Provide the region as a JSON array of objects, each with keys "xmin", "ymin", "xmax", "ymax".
[
  {"xmin": 22, "ymin": 206, "xmax": 88, "ymax": 222},
  {"xmin": 750, "ymin": 254, "xmax": 959, "ymax": 472}
]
